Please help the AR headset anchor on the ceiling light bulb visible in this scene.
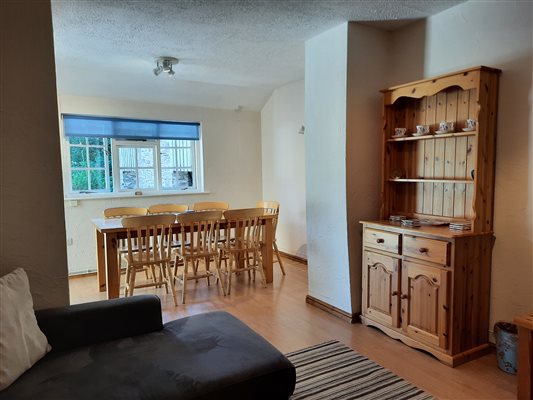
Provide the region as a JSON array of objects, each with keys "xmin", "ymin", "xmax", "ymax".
[
  {"xmin": 168, "ymin": 69, "xmax": 175, "ymax": 76},
  {"xmin": 153, "ymin": 67, "xmax": 162, "ymax": 76}
]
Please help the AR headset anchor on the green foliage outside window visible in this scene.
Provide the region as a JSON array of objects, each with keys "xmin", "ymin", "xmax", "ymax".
[{"xmin": 69, "ymin": 137, "xmax": 111, "ymax": 192}]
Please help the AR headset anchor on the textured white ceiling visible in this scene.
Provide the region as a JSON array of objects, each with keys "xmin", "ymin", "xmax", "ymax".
[{"xmin": 51, "ymin": 0, "xmax": 463, "ymax": 111}]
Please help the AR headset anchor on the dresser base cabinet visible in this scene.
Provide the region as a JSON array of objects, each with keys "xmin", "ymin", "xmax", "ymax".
[
  {"xmin": 360, "ymin": 315, "xmax": 491, "ymax": 367},
  {"xmin": 360, "ymin": 221, "xmax": 493, "ymax": 367}
]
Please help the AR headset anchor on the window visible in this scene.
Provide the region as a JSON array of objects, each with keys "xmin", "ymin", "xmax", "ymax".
[
  {"xmin": 63, "ymin": 115, "xmax": 203, "ymax": 196},
  {"xmin": 115, "ymin": 142, "xmax": 157, "ymax": 191},
  {"xmin": 68, "ymin": 137, "xmax": 112, "ymax": 193}
]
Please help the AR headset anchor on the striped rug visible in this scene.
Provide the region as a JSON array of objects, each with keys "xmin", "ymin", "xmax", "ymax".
[{"xmin": 286, "ymin": 340, "xmax": 433, "ymax": 400}]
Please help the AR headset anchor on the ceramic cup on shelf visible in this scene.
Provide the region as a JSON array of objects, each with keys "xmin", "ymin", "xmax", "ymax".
[
  {"xmin": 466, "ymin": 118, "xmax": 477, "ymax": 130},
  {"xmin": 416, "ymin": 124, "xmax": 430, "ymax": 135},
  {"xmin": 438, "ymin": 121, "xmax": 455, "ymax": 133},
  {"xmin": 393, "ymin": 127, "xmax": 407, "ymax": 137}
]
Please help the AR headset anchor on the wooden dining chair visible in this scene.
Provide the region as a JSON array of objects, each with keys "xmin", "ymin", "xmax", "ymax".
[
  {"xmin": 121, "ymin": 214, "xmax": 178, "ymax": 306},
  {"xmin": 219, "ymin": 208, "xmax": 267, "ymax": 295},
  {"xmin": 256, "ymin": 200, "xmax": 285, "ymax": 275},
  {"xmin": 148, "ymin": 204, "xmax": 189, "ymax": 250},
  {"xmin": 148, "ymin": 204, "xmax": 189, "ymax": 214},
  {"xmin": 103, "ymin": 207, "xmax": 150, "ymax": 275},
  {"xmin": 103, "ymin": 207, "xmax": 148, "ymax": 219},
  {"xmin": 192, "ymin": 202, "xmax": 230, "ymax": 263},
  {"xmin": 192, "ymin": 201, "xmax": 229, "ymax": 211},
  {"xmin": 173, "ymin": 210, "xmax": 226, "ymax": 304}
]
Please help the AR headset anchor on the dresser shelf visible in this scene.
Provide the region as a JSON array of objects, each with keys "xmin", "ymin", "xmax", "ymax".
[
  {"xmin": 387, "ymin": 131, "xmax": 477, "ymax": 142},
  {"xmin": 388, "ymin": 178, "xmax": 474, "ymax": 184}
]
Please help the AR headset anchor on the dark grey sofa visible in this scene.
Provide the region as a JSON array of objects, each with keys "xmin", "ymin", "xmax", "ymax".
[{"xmin": 0, "ymin": 295, "xmax": 296, "ymax": 400}]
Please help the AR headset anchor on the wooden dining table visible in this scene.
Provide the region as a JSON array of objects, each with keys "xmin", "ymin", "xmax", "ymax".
[{"xmin": 92, "ymin": 215, "xmax": 275, "ymax": 299}]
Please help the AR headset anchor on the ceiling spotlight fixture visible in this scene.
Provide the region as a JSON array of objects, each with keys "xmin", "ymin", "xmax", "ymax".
[{"xmin": 153, "ymin": 57, "xmax": 179, "ymax": 76}]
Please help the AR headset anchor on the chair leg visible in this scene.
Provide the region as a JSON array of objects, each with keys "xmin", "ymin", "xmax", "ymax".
[
  {"xmin": 194, "ymin": 259, "xmax": 199, "ymax": 282},
  {"xmin": 181, "ymin": 259, "xmax": 189, "ymax": 304},
  {"xmin": 226, "ymin": 254, "xmax": 233, "ymax": 295},
  {"xmin": 128, "ymin": 267, "xmax": 137, "ymax": 297},
  {"xmin": 159, "ymin": 264, "xmax": 169, "ymax": 294},
  {"xmin": 273, "ymin": 241, "xmax": 286, "ymax": 275},
  {"xmin": 205, "ymin": 256, "xmax": 211, "ymax": 286},
  {"xmin": 214, "ymin": 254, "xmax": 226, "ymax": 296},
  {"xmin": 256, "ymin": 251, "xmax": 267, "ymax": 288},
  {"xmin": 165, "ymin": 262, "xmax": 178, "ymax": 306}
]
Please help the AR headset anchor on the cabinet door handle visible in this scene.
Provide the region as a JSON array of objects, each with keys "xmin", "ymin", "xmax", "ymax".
[
  {"xmin": 391, "ymin": 291, "xmax": 398, "ymax": 296},
  {"xmin": 418, "ymin": 247, "xmax": 428, "ymax": 253},
  {"xmin": 400, "ymin": 294, "xmax": 409, "ymax": 299},
  {"xmin": 376, "ymin": 238, "xmax": 385, "ymax": 243}
]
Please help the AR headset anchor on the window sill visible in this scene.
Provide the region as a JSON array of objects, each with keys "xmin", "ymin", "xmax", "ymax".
[{"xmin": 64, "ymin": 190, "xmax": 211, "ymax": 202}]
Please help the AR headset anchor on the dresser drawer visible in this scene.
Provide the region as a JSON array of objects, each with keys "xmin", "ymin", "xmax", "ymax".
[
  {"xmin": 403, "ymin": 235, "xmax": 450, "ymax": 265},
  {"xmin": 364, "ymin": 228, "xmax": 400, "ymax": 254}
]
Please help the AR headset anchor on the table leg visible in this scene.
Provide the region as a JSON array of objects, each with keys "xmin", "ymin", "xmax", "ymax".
[
  {"xmin": 96, "ymin": 230, "xmax": 106, "ymax": 292},
  {"xmin": 517, "ymin": 326, "xmax": 532, "ymax": 400},
  {"xmin": 105, "ymin": 233, "xmax": 120, "ymax": 299},
  {"xmin": 262, "ymin": 218, "xmax": 273, "ymax": 283}
]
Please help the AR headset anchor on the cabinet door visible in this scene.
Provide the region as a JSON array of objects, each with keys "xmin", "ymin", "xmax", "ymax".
[
  {"xmin": 401, "ymin": 261, "xmax": 450, "ymax": 349},
  {"xmin": 362, "ymin": 251, "xmax": 400, "ymax": 328}
]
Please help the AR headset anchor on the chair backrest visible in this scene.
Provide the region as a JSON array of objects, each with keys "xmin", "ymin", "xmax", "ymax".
[
  {"xmin": 148, "ymin": 204, "xmax": 189, "ymax": 214},
  {"xmin": 223, "ymin": 208, "xmax": 265, "ymax": 251},
  {"xmin": 256, "ymin": 200, "xmax": 280, "ymax": 237},
  {"xmin": 176, "ymin": 211, "xmax": 223, "ymax": 258},
  {"xmin": 121, "ymin": 214, "xmax": 176, "ymax": 266},
  {"xmin": 256, "ymin": 201, "xmax": 279, "ymax": 215},
  {"xmin": 104, "ymin": 207, "xmax": 148, "ymax": 218},
  {"xmin": 192, "ymin": 201, "xmax": 229, "ymax": 211}
]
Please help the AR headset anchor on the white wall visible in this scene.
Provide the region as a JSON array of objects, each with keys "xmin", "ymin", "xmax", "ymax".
[
  {"xmin": 304, "ymin": 23, "xmax": 386, "ymax": 314},
  {"xmin": 1, "ymin": 1, "xmax": 70, "ymax": 308},
  {"xmin": 305, "ymin": 23, "xmax": 352, "ymax": 313},
  {"xmin": 390, "ymin": 1, "xmax": 533, "ymax": 329},
  {"xmin": 345, "ymin": 23, "xmax": 388, "ymax": 313},
  {"xmin": 260, "ymin": 80, "xmax": 307, "ymax": 258},
  {"xmin": 58, "ymin": 95, "xmax": 262, "ymax": 274}
]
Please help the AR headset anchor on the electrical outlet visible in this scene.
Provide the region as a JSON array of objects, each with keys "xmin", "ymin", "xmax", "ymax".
[{"xmin": 67, "ymin": 238, "xmax": 73, "ymax": 246}]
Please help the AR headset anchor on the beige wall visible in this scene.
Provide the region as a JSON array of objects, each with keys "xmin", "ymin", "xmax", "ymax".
[
  {"xmin": 389, "ymin": 0, "xmax": 533, "ymax": 332},
  {"xmin": 260, "ymin": 80, "xmax": 307, "ymax": 258},
  {"xmin": 57, "ymin": 95, "xmax": 262, "ymax": 274},
  {"xmin": 1, "ymin": 1, "xmax": 70, "ymax": 308}
]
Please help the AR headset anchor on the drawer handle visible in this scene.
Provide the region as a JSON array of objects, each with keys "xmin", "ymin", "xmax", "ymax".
[
  {"xmin": 400, "ymin": 294, "xmax": 409, "ymax": 300},
  {"xmin": 418, "ymin": 247, "xmax": 428, "ymax": 253},
  {"xmin": 391, "ymin": 291, "xmax": 398, "ymax": 296},
  {"xmin": 376, "ymin": 238, "xmax": 385, "ymax": 243}
]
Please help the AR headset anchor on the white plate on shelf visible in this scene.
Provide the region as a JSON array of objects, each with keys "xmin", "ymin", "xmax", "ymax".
[
  {"xmin": 435, "ymin": 130, "xmax": 449, "ymax": 134},
  {"xmin": 412, "ymin": 132, "xmax": 427, "ymax": 137},
  {"xmin": 392, "ymin": 134, "xmax": 406, "ymax": 138},
  {"xmin": 462, "ymin": 127, "xmax": 475, "ymax": 132}
]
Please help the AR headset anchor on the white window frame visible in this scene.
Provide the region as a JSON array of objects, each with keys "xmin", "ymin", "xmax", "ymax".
[
  {"xmin": 112, "ymin": 139, "xmax": 159, "ymax": 193},
  {"xmin": 66, "ymin": 137, "xmax": 112, "ymax": 193},
  {"xmin": 63, "ymin": 134, "xmax": 204, "ymax": 197},
  {"xmin": 159, "ymin": 139, "xmax": 200, "ymax": 191}
]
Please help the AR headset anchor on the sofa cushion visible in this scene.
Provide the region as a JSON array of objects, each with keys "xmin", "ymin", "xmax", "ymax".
[
  {"xmin": 0, "ymin": 311, "xmax": 296, "ymax": 400},
  {"xmin": 0, "ymin": 268, "xmax": 50, "ymax": 391}
]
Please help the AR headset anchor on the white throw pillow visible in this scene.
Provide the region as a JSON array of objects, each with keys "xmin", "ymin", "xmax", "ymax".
[{"xmin": 0, "ymin": 268, "xmax": 50, "ymax": 390}]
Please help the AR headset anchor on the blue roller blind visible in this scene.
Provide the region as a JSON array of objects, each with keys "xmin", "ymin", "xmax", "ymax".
[{"xmin": 62, "ymin": 114, "xmax": 200, "ymax": 141}]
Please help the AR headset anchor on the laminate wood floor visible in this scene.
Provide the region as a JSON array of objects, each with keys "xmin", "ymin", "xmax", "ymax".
[{"xmin": 69, "ymin": 258, "xmax": 516, "ymax": 400}]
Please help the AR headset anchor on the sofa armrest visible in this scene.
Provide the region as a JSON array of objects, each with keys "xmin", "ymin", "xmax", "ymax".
[{"xmin": 35, "ymin": 295, "xmax": 163, "ymax": 352}]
